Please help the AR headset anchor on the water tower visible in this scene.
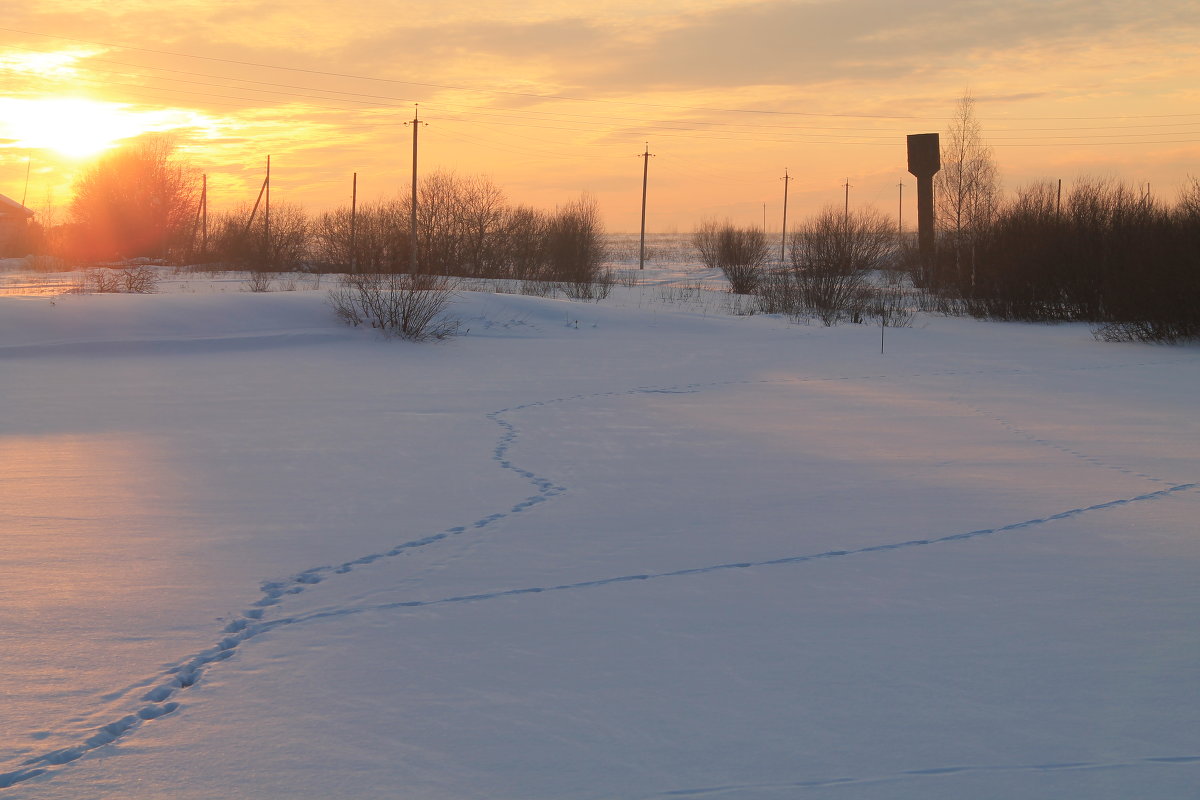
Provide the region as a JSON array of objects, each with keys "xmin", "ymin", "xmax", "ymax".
[{"xmin": 906, "ymin": 133, "xmax": 940, "ymax": 257}]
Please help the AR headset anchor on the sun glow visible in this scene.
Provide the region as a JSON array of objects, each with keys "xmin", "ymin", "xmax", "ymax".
[{"xmin": 1, "ymin": 97, "xmax": 158, "ymax": 158}]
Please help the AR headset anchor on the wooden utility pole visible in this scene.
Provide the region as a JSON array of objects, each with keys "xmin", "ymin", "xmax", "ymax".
[
  {"xmin": 898, "ymin": 181, "xmax": 903, "ymax": 236},
  {"xmin": 780, "ymin": 168, "xmax": 792, "ymax": 265},
  {"xmin": 189, "ymin": 173, "xmax": 208, "ymax": 262},
  {"xmin": 350, "ymin": 172, "xmax": 358, "ymax": 273},
  {"xmin": 245, "ymin": 163, "xmax": 269, "ymax": 241},
  {"xmin": 407, "ymin": 105, "xmax": 424, "ymax": 272},
  {"xmin": 201, "ymin": 174, "xmax": 207, "ymax": 258},
  {"xmin": 1057, "ymin": 178, "xmax": 1062, "ymax": 217},
  {"xmin": 637, "ymin": 143, "xmax": 654, "ymax": 269},
  {"xmin": 265, "ymin": 155, "xmax": 271, "ymax": 267},
  {"xmin": 21, "ymin": 155, "xmax": 31, "ymax": 209},
  {"xmin": 843, "ymin": 177, "xmax": 852, "ymax": 225}
]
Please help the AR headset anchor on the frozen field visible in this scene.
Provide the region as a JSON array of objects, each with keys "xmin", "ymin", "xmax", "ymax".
[{"xmin": 1, "ymin": 271, "xmax": 1198, "ymax": 799}]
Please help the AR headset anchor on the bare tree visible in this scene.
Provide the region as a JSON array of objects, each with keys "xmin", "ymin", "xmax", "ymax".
[
  {"xmin": 935, "ymin": 95, "xmax": 1000, "ymax": 285},
  {"xmin": 68, "ymin": 135, "xmax": 200, "ymax": 262},
  {"xmin": 408, "ymin": 172, "xmax": 509, "ymax": 276}
]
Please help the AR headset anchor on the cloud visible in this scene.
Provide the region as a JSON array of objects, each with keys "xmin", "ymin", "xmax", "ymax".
[{"xmin": 579, "ymin": 0, "xmax": 1200, "ymax": 92}]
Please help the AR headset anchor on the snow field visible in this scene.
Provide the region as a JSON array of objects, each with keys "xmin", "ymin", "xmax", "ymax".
[{"xmin": 1, "ymin": 283, "xmax": 1198, "ymax": 798}]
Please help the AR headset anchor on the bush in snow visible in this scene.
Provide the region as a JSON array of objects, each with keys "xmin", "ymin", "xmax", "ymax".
[
  {"xmin": 72, "ymin": 265, "xmax": 160, "ymax": 294},
  {"xmin": 784, "ymin": 206, "xmax": 895, "ymax": 325},
  {"xmin": 328, "ymin": 272, "xmax": 459, "ymax": 340},
  {"xmin": 692, "ymin": 221, "xmax": 770, "ymax": 294}
]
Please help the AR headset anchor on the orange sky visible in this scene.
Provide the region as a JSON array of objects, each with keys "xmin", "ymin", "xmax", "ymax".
[{"xmin": 1, "ymin": 1, "xmax": 1197, "ymax": 232}]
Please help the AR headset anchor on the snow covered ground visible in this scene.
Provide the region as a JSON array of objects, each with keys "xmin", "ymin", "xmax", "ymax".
[{"xmin": 1, "ymin": 268, "xmax": 1198, "ymax": 798}]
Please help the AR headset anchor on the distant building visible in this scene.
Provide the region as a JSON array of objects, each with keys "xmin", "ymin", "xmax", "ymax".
[{"xmin": 0, "ymin": 193, "xmax": 35, "ymax": 256}]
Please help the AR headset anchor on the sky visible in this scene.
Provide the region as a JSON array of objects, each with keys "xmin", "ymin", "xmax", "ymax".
[{"xmin": 0, "ymin": 0, "xmax": 1198, "ymax": 232}]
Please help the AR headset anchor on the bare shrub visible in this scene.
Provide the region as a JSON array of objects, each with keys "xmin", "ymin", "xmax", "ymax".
[
  {"xmin": 519, "ymin": 278, "xmax": 556, "ymax": 297},
  {"xmin": 693, "ymin": 221, "xmax": 769, "ymax": 294},
  {"xmin": 755, "ymin": 271, "xmax": 802, "ymax": 315},
  {"xmin": 562, "ymin": 270, "xmax": 613, "ymax": 300},
  {"xmin": 943, "ymin": 177, "xmax": 1199, "ymax": 339},
  {"xmin": 328, "ymin": 273, "xmax": 459, "ymax": 340},
  {"xmin": 493, "ymin": 205, "xmax": 547, "ymax": 280},
  {"xmin": 245, "ymin": 271, "xmax": 273, "ymax": 292},
  {"xmin": 264, "ymin": 203, "xmax": 310, "ymax": 271},
  {"xmin": 208, "ymin": 202, "xmax": 309, "ymax": 271},
  {"xmin": 786, "ymin": 206, "xmax": 895, "ymax": 325},
  {"xmin": 868, "ymin": 284, "xmax": 915, "ymax": 328},
  {"xmin": 76, "ymin": 267, "xmax": 123, "ymax": 293},
  {"xmin": 121, "ymin": 265, "xmax": 160, "ymax": 293},
  {"xmin": 73, "ymin": 265, "xmax": 160, "ymax": 294},
  {"xmin": 544, "ymin": 195, "xmax": 610, "ymax": 297}
]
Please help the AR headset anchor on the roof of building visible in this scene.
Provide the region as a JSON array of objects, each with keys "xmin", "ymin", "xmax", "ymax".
[{"xmin": 0, "ymin": 193, "xmax": 35, "ymax": 218}]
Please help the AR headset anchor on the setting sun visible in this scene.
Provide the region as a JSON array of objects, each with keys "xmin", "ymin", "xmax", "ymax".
[{"xmin": 1, "ymin": 97, "xmax": 152, "ymax": 158}]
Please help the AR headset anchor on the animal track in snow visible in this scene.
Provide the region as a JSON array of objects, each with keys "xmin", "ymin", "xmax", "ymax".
[
  {"xmin": 643, "ymin": 753, "xmax": 1200, "ymax": 798},
  {"xmin": 4, "ymin": 365, "xmax": 1195, "ymax": 791}
]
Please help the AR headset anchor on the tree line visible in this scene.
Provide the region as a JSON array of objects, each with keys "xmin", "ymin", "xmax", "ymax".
[
  {"xmin": 913, "ymin": 96, "xmax": 1200, "ymax": 342},
  {"xmin": 17, "ymin": 116, "xmax": 1200, "ymax": 342},
  {"xmin": 25, "ymin": 137, "xmax": 608, "ymax": 289}
]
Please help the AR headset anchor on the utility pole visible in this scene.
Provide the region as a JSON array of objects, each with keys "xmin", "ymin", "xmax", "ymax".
[
  {"xmin": 1057, "ymin": 178, "xmax": 1062, "ymax": 217},
  {"xmin": 21, "ymin": 155, "xmax": 31, "ymax": 209},
  {"xmin": 780, "ymin": 168, "xmax": 792, "ymax": 265},
  {"xmin": 638, "ymin": 143, "xmax": 654, "ymax": 269},
  {"xmin": 245, "ymin": 161, "xmax": 270, "ymax": 246},
  {"xmin": 407, "ymin": 105, "xmax": 425, "ymax": 272},
  {"xmin": 264, "ymin": 155, "xmax": 271, "ymax": 268},
  {"xmin": 843, "ymin": 177, "xmax": 851, "ymax": 225},
  {"xmin": 350, "ymin": 172, "xmax": 358, "ymax": 273},
  {"xmin": 189, "ymin": 173, "xmax": 208, "ymax": 262},
  {"xmin": 200, "ymin": 174, "xmax": 208, "ymax": 259},
  {"xmin": 898, "ymin": 181, "xmax": 903, "ymax": 236}
]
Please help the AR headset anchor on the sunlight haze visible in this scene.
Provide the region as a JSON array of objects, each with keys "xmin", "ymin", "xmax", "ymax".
[{"xmin": 1, "ymin": 0, "xmax": 1197, "ymax": 230}]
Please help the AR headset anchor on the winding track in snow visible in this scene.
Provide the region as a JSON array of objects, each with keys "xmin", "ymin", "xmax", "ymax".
[
  {"xmin": 3, "ymin": 367, "xmax": 1196, "ymax": 791},
  {"xmin": 642, "ymin": 754, "xmax": 1200, "ymax": 798}
]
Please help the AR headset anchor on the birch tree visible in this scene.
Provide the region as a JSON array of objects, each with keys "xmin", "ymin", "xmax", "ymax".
[{"xmin": 935, "ymin": 95, "xmax": 1000, "ymax": 284}]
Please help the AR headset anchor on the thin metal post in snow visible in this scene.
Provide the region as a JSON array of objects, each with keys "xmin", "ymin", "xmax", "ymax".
[{"xmin": 638, "ymin": 143, "xmax": 654, "ymax": 269}]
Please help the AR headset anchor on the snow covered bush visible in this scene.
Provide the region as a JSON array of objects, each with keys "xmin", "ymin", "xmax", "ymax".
[{"xmin": 328, "ymin": 272, "xmax": 459, "ymax": 340}]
